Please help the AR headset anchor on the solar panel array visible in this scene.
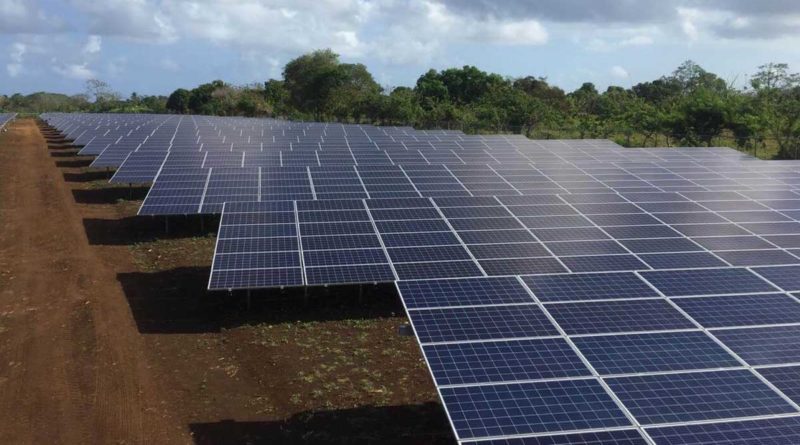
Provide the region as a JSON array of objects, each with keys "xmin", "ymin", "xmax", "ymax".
[
  {"xmin": 42, "ymin": 112, "xmax": 771, "ymax": 219},
  {"xmin": 41, "ymin": 112, "xmax": 800, "ymax": 444},
  {"xmin": 0, "ymin": 113, "xmax": 16, "ymax": 130},
  {"xmin": 210, "ymin": 161, "xmax": 800, "ymax": 443}
]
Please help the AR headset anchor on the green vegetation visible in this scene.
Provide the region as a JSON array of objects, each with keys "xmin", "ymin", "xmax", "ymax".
[{"xmin": 4, "ymin": 50, "xmax": 800, "ymax": 158}]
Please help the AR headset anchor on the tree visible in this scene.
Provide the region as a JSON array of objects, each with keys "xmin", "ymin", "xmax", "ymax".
[
  {"xmin": 187, "ymin": 80, "xmax": 225, "ymax": 114},
  {"xmin": 514, "ymin": 77, "xmax": 564, "ymax": 100},
  {"xmin": 671, "ymin": 60, "xmax": 728, "ymax": 94},
  {"xmin": 166, "ymin": 88, "xmax": 190, "ymax": 114},
  {"xmin": 85, "ymin": 79, "xmax": 119, "ymax": 103},
  {"xmin": 668, "ymin": 87, "xmax": 731, "ymax": 146},
  {"xmin": 283, "ymin": 49, "xmax": 343, "ymax": 118},
  {"xmin": 263, "ymin": 79, "xmax": 289, "ymax": 115},
  {"xmin": 415, "ymin": 66, "xmax": 505, "ymax": 107},
  {"xmin": 632, "ymin": 78, "xmax": 682, "ymax": 105},
  {"xmin": 379, "ymin": 87, "xmax": 422, "ymax": 125},
  {"xmin": 750, "ymin": 63, "xmax": 799, "ymax": 90},
  {"xmin": 750, "ymin": 63, "xmax": 800, "ymax": 158},
  {"xmin": 415, "ymin": 69, "xmax": 450, "ymax": 108},
  {"xmin": 325, "ymin": 62, "xmax": 382, "ymax": 121}
]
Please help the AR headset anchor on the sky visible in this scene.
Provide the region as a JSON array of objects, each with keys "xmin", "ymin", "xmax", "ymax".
[{"xmin": 1, "ymin": 0, "xmax": 799, "ymax": 97}]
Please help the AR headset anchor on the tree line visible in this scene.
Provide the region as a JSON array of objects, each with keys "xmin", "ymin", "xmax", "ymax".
[{"xmin": 3, "ymin": 49, "xmax": 800, "ymax": 158}]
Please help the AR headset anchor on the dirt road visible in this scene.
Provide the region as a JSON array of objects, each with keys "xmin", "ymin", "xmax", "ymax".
[{"xmin": 0, "ymin": 119, "xmax": 187, "ymax": 444}]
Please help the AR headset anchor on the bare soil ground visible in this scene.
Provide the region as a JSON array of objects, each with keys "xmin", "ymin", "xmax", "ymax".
[{"xmin": 0, "ymin": 118, "xmax": 452, "ymax": 444}]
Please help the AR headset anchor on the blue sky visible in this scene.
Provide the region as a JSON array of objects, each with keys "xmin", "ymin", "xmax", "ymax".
[{"xmin": 2, "ymin": 0, "xmax": 799, "ymax": 97}]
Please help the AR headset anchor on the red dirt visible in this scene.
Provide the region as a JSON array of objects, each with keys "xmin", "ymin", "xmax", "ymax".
[{"xmin": 0, "ymin": 118, "xmax": 451, "ymax": 444}]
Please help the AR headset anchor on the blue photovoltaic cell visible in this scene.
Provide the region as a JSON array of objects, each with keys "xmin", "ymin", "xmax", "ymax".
[
  {"xmin": 393, "ymin": 260, "xmax": 483, "ymax": 280},
  {"xmin": 301, "ymin": 234, "xmax": 382, "ymax": 250},
  {"xmin": 647, "ymin": 415, "xmax": 800, "ymax": 445},
  {"xmin": 440, "ymin": 379, "xmax": 631, "ymax": 439},
  {"xmin": 691, "ymin": 235, "xmax": 776, "ymax": 251},
  {"xmin": 518, "ymin": 215, "xmax": 594, "ymax": 229},
  {"xmin": 560, "ymin": 255, "xmax": 649, "ymax": 273},
  {"xmin": 304, "ymin": 264, "xmax": 395, "ymax": 285},
  {"xmin": 523, "ymin": 272, "xmax": 658, "ymax": 302},
  {"xmin": 674, "ymin": 294, "xmax": 800, "ymax": 328},
  {"xmin": 466, "ymin": 429, "xmax": 648, "ymax": 445},
  {"xmin": 458, "ymin": 230, "xmax": 537, "ymax": 244},
  {"xmin": 387, "ymin": 245, "xmax": 472, "ymax": 262},
  {"xmin": 586, "ymin": 213, "xmax": 662, "ymax": 226},
  {"xmin": 759, "ymin": 366, "xmax": 800, "ymax": 403},
  {"xmin": 574, "ymin": 331, "xmax": 740, "ymax": 374},
  {"xmin": 546, "ymin": 299, "xmax": 695, "ymax": 335},
  {"xmin": 397, "ymin": 277, "xmax": 534, "ymax": 309},
  {"xmin": 380, "ymin": 231, "xmax": 461, "ymax": 247},
  {"xmin": 714, "ymin": 325, "xmax": 800, "ymax": 365},
  {"xmin": 212, "ymin": 251, "xmax": 300, "ymax": 270},
  {"xmin": 671, "ymin": 224, "xmax": 750, "ymax": 237},
  {"xmin": 408, "ymin": 304, "xmax": 558, "ymax": 343},
  {"xmin": 468, "ymin": 243, "xmax": 551, "ymax": 259},
  {"xmin": 639, "ymin": 252, "xmax": 727, "ymax": 270},
  {"xmin": 619, "ymin": 238, "xmax": 702, "ymax": 253},
  {"xmin": 533, "ymin": 227, "xmax": 610, "ymax": 242},
  {"xmin": 715, "ymin": 249, "xmax": 800, "ymax": 267},
  {"xmin": 218, "ymin": 224, "xmax": 296, "ymax": 239},
  {"xmin": 208, "ymin": 268, "xmax": 303, "ymax": 289},
  {"xmin": 423, "ymin": 338, "xmax": 590, "ymax": 386},
  {"xmin": 302, "ymin": 249, "xmax": 387, "ymax": 267},
  {"xmin": 299, "ymin": 221, "xmax": 375, "ymax": 236},
  {"xmin": 752, "ymin": 265, "xmax": 800, "ymax": 291},
  {"xmin": 640, "ymin": 268, "xmax": 777, "ymax": 296},
  {"xmin": 215, "ymin": 237, "xmax": 298, "ymax": 254},
  {"xmin": 479, "ymin": 257, "xmax": 566, "ymax": 276},
  {"xmin": 606, "ymin": 370, "xmax": 796, "ymax": 425},
  {"xmin": 544, "ymin": 240, "xmax": 627, "ymax": 256},
  {"xmin": 602, "ymin": 225, "xmax": 681, "ymax": 239}
]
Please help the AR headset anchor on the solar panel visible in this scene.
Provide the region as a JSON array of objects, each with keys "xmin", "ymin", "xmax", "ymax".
[
  {"xmin": 646, "ymin": 416, "xmax": 800, "ymax": 445},
  {"xmin": 465, "ymin": 430, "xmax": 649, "ymax": 445},
  {"xmin": 573, "ymin": 331, "xmax": 740, "ymax": 374},
  {"xmin": 408, "ymin": 304, "xmax": 558, "ymax": 343},
  {"xmin": 423, "ymin": 337, "xmax": 590, "ymax": 386},
  {"xmin": 713, "ymin": 325, "xmax": 800, "ymax": 365},
  {"xmin": 440, "ymin": 379, "xmax": 631, "ymax": 440},
  {"xmin": 606, "ymin": 369, "xmax": 796, "ymax": 424},
  {"xmin": 673, "ymin": 294, "xmax": 800, "ymax": 328},
  {"xmin": 522, "ymin": 272, "xmax": 658, "ymax": 302},
  {"xmin": 640, "ymin": 268, "xmax": 777, "ymax": 296},
  {"xmin": 545, "ymin": 299, "xmax": 695, "ymax": 335}
]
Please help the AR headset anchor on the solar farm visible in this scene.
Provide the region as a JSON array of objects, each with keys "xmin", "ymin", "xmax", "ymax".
[{"xmin": 9, "ymin": 111, "xmax": 800, "ymax": 443}]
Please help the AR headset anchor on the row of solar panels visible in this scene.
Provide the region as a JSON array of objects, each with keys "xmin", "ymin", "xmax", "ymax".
[
  {"xmin": 134, "ymin": 158, "xmax": 800, "ymax": 216},
  {"xmin": 105, "ymin": 142, "xmax": 756, "ymax": 187},
  {"xmin": 40, "ymin": 113, "xmax": 467, "ymax": 167},
  {"xmin": 0, "ymin": 113, "xmax": 16, "ymax": 130},
  {"xmin": 208, "ymin": 192, "xmax": 800, "ymax": 290}
]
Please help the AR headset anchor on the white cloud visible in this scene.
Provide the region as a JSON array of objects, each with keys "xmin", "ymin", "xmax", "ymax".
[
  {"xmin": 620, "ymin": 35, "xmax": 654, "ymax": 46},
  {"xmin": 611, "ymin": 65, "xmax": 629, "ymax": 78},
  {"xmin": 83, "ymin": 35, "xmax": 102, "ymax": 55},
  {"xmin": 0, "ymin": 0, "xmax": 65, "ymax": 33},
  {"xmin": 70, "ymin": 0, "xmax": 176, "ymax": 43},
  {"xmin": 6, "ymin": 42, "xmax": 27, "ymax": 77},
  {"xmin": 678, "ymin": 8, "xmax": 701, "ymax": 41},
  {"xmin": 53, "ymin": 62, "xmax": 95, "ymax": 80},
  {"xmin": 485, "ymin": 20, "xmax": 548, "ymax": 45}
]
